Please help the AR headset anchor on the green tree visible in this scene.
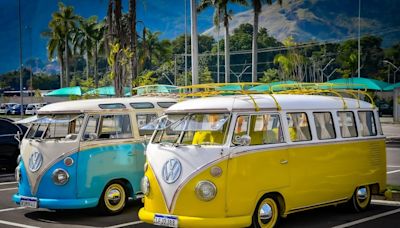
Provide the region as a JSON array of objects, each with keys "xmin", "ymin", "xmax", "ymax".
[
  {"xmin": 259, "ymin": 68, "xmax": 279, "ymax": 83},
  {"xmin": 51, "ymin": 2, "xmax": 80, "ymax": 87}
]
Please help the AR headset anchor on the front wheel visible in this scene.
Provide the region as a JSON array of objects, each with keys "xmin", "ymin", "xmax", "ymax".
[
  {"xmin": 97, "ymin": 181, "xmax": 127, "ymax": 215},
  {"xmin": 349, "ymin": 185, "xmax": 371, "ymax": 212},
  {"xmin": 252, "ymin": 195, "xmax": 280, "ymax": 228}
]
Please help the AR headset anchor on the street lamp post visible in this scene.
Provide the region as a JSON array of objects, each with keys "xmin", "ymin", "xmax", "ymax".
[
  {"xmin": 18, "ymin": 0, "xmax": 24, "ymax": 118},
  {"xmin": 383, "ymin": 60, "xmax": 400, "ymax": 84}
]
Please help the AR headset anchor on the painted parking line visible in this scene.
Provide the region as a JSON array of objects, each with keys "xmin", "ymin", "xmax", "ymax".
[
  {"xmin": 0, "ymin": 181, "xmax": 17, "ymax": 186},
  {"xmin": 0, "ymin": 207, "xmax": 25, "ymax": 213},
  {"xmin": 387, "ymin": 169, "xmax": 400, "ymax": 174},
  {"xmin": 0, "ymin": 219, "xmax": 40, "ymax": 228},
  {"xmin": 387, "ymin": 165, "xmax": 400, "ymax": 168},
  {"xmin": 106, "ymin": 221, "xmax": 144, "ymax": 228},
  {"xmin": 0, "ymin": 187, "xmax": 17, "ymax": 192},
  {"xmin": 332, "ymin": 207, "xmax": 400, "ymax": 228},
  {"xmin": 372, "ymin": 199, "xmax": 400, "ymax": 207}
]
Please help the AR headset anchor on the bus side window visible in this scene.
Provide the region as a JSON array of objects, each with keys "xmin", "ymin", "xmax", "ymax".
[
  {"xmin": 99, "ymin": 115, "xmax": 132, "ymax": 139},
  {"xmin": 83, "ymin": 115, "xmax": 100, "ymax": 140},
  {"xmin": 337, "ymin": 111, "xmax": 358, "ymax": 138},
  {"xmin": 286, "ymin": 112, "xmax": 312, "ymax": 142},
  {"xmin": 249, "ymin": 114, "xmax": 284, "ymax": 145},
  {"xmin": 313, "ymin": 112, "xmax": 336, "ymax": 140},
  {"xmin": 137, "ymin": 113, "xmax": 158, "ymax": 136},
  {"xmin": 358, "ymin": 111, "xmax": 377, "ymax": 136}
]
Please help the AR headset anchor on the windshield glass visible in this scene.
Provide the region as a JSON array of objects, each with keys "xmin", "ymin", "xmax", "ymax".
[
  {"xmin": 26, "ymin": 114, "xmax": 84, "ymax": 140},
  {"xmin": 151, "ymin": 113, "xmax": 230, "ymax": 146}
]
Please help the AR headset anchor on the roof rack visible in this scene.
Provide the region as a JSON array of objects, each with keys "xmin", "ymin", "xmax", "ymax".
[{"xmin": 175, "ymin": 82, "xmax": 376, "ymax": 110}]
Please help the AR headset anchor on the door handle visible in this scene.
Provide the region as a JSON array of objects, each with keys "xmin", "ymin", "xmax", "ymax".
[{"xmin": 280, "ymin": 160, "xmax": 288, "ymax": 165}]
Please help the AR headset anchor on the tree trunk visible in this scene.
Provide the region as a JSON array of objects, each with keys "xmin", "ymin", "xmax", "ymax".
[
  {"xmin": 224, "ymin": 16, "xmax": 230, "ymax": 83},
  {"xmin": 94, "ymin": 42, "xmax": 98, "ymax": 88},
  {"xmin": 86, "ymin": 41, "xmax": 90, "ymax": 80},
  {"xmin": 129, "ymin": 0, "xmax": 136, "ymax": 95},
  {"xmin": 252, "ymin": 10, "xmax": 259, "ymax": 83},
  {"xmin": 65, "ymin": 32, "xmax": 70, "ymax": 87},
  {"xmin": 58, "ymin": 52, "xmax": 64, "ymax": 88}
]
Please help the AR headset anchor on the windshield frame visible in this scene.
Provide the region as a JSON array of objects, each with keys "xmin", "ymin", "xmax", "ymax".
[
  {"xmin": 25, "ymin": 113, "xmax": 85, "ymax": 141},
  {"xmin": 150, "ymin": 112, "xmax": 231, "ymax": 147}
]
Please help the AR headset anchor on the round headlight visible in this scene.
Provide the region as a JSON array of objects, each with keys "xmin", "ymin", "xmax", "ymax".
[
  {"xmin": 52, "ymin": 168, "xmax": 69, "ymax": 185},
  {"xmin": 141, "ymin": 176, "xmax": 150, "ymax": 196},
  {"xmin": 195, "ymin": 180, "xmax": 217, "ymax": 201}
]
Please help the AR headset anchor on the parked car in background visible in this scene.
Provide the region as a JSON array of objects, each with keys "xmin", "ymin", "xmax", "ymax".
[
  {"xmin": 376, "ymin": 101, "xmax": 393, "ymax": 117},
  {"xmin": 25, "ymin": 103, "xmax": 46, "ymax": 115},
  {"xmin": 0, "ymin": 103, "xmax": 18, "ymax": 115},
  {"xmin": 0, "ymin": 118, "xmax": 27, "ymax": 172},
  {"xmin": 9, "ymin": 104, "xmax": 28, "ymax": 115}
]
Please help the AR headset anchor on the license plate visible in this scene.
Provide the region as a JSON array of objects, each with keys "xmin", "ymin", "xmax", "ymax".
[
  {"xmin": 20, "ymin": 196, "xmax": 38, "ymax": 208},
  {"xmin": 154, "ymin": 214, "xmax": 178, "ymax": 227}
]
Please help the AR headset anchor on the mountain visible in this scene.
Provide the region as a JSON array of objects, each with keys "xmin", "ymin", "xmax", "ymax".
[{"xmin": 202, "ymin": 0, "xmax": 400, "ymax": 46}]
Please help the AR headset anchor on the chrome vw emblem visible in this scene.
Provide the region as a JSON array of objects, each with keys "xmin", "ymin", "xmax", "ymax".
[
  {"xmin": 28, "ymin": 151, "xmax": 43, "ymax": 172},
  {"xmin": 162, "ymin": 159, "xmax": 182, "ymax": 184}
]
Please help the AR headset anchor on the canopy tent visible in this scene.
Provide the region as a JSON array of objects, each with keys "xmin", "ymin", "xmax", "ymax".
[
  {"xmin": 248, "ymin": 80, "xmax": 298, "ymax": 92},
  {"xmin": 327, "ymin": 77, "xmax": 390, "ymax": 90},
  {"xmin": 133, "ymin": 84, "xmax": 178, "ymax": 96},
  {"xmin": 383, "ymin": 82, "xmax": 400, "ymax": 91},
  {"xmin": 85, "ymin": 86, "xmax": 130, "ymax": 96},
  {"xmin": 45, "ymin": 86, "xmax": 82, "ymax": 97}
]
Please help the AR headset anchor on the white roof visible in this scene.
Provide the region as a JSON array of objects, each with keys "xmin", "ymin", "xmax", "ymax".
[
  {"xmin": 166, "ymin": 94, "xmax": 375, "ymax": 113},
  {"xmin": 38, "ymin": 96, "xmax": 177, "ymax": 114}
]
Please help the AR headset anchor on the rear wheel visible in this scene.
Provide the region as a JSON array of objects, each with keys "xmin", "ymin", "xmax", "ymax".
[
  {"xmin": 349, "ymin": 185, "xmax": 371, "ymax": 212},
  {"xmin": 98, "ymin": 181, "xmax": 127, "ymax": 215},
  {"xmin": 252, "ymin": 194, "xmax": 280, "ymax": 228}
]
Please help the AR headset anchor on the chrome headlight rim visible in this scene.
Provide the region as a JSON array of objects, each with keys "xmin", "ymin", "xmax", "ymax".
[
  {"xmin": 195, "ymin": 180, "xmax": 217, "ymax": 201},
  {"xmin": 52, "ymin": 168, "xmax": 69, "ymax": 185},
  {"xmin": 141, "ymin": 176, "xmax": 150, "ymax": 196}
]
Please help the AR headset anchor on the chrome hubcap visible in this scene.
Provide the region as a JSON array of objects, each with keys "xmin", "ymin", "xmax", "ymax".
[
  {"xmin": 259, "ymin": 203, "xmax": 273, "ymax": 224},
  {"xmin": 106, "ymin": 189, "xmax": 121, "ymax": 206},
  {"xmin": 357, "ymin": 187, "xmax": 368, "ymax": 201}
]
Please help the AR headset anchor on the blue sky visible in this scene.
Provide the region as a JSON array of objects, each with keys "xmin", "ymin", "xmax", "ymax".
[{"xmin": 0, "ymin": 0, "xmax": 248, "ymax": 74}]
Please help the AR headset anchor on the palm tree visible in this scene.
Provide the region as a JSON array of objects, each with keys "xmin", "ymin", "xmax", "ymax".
[
  {"xmin": 51, "ymin": 2, "xmax": 80, "ymax": 86},
  {"xmin": 198, "ymin": 0, "xmax": 247, "ymax": 83},
  {"xmin": 74, "ymin": 16, "xmax": 98, "ymax": 80},
  {"xmin": 42, "ymin": 23, "xmax": 65, "ymax": 87},
  {"xmin": 251, "ymin": 0, "xmax": 281, "ymax": 82}
]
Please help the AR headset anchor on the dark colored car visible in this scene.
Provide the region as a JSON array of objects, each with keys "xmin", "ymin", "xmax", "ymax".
[
  {"xmin": 9, "ymin": 104, "xmax": 28, "ymax": 115},
  {"xmin": 377, "ymin": 102, "xmax": 393, "ymax": 117},
  {"xmin": 0, "ymin": 118, "xmax": 27, "ymax": 172}
]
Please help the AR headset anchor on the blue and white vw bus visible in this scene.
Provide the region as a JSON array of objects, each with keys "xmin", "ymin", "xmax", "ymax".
[{"xmin": 13, "ymin": 96, "xmax": 176, "ymax": 214}]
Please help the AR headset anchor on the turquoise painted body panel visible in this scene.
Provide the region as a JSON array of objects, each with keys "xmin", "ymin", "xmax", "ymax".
[{"xmin": 13, "ymin": 142, "xmax": 146, "ymax": 209}]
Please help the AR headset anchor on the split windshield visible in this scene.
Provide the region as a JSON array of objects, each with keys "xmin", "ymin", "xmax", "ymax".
[
  {"xmin": 146, "ymin": 113, "xmax": 230, "ymax": 146},
  {"xmin": 26, "ymin": 114, "xmax": 84, "ymax": 140}
]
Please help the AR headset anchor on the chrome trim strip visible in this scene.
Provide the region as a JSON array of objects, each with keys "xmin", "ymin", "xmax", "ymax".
[{"xmin": 287, "ymin": 198, "xmax": 348, "ymax": 214}]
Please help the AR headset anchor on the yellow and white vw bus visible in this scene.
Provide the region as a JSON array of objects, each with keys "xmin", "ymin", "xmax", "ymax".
[{"xmin": 139, "ymin": 92, "xmax": 386, "ymax": 227}]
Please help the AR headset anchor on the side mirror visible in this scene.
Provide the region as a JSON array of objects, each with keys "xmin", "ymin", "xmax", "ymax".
[
  {"xmin": 232, "ymin": 135, "xmax": 251, "ymax": 146},
  {"xmin": 65, "ymin": 134, "xmax": 78, "ymax": 140},
  {"xmin": 84, "ymin": 132, "xmax": 98, "ymax": 141}
]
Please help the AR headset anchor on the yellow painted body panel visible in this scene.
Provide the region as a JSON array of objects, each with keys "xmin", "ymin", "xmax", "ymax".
[{"xmin": 140, "ymin": 138, "xmax": 386, "ymax": 227}]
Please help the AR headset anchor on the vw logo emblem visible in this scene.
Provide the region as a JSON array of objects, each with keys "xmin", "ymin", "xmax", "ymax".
[
  {"xmin": 28, "ymin": 151, "xmax": 43, "ymax": 172},
  {"xmin": 162, "ymin": 159, "xmax": 182, "ymax": 184}
]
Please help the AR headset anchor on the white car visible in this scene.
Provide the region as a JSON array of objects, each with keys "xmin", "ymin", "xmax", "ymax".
[
  {"xmin": 25, "ymin": 103, "xmax": 46, "ymax": 115},
  {"xmin": 0, "ymin": 103, "xmax": 18, "ymax": 115}
]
